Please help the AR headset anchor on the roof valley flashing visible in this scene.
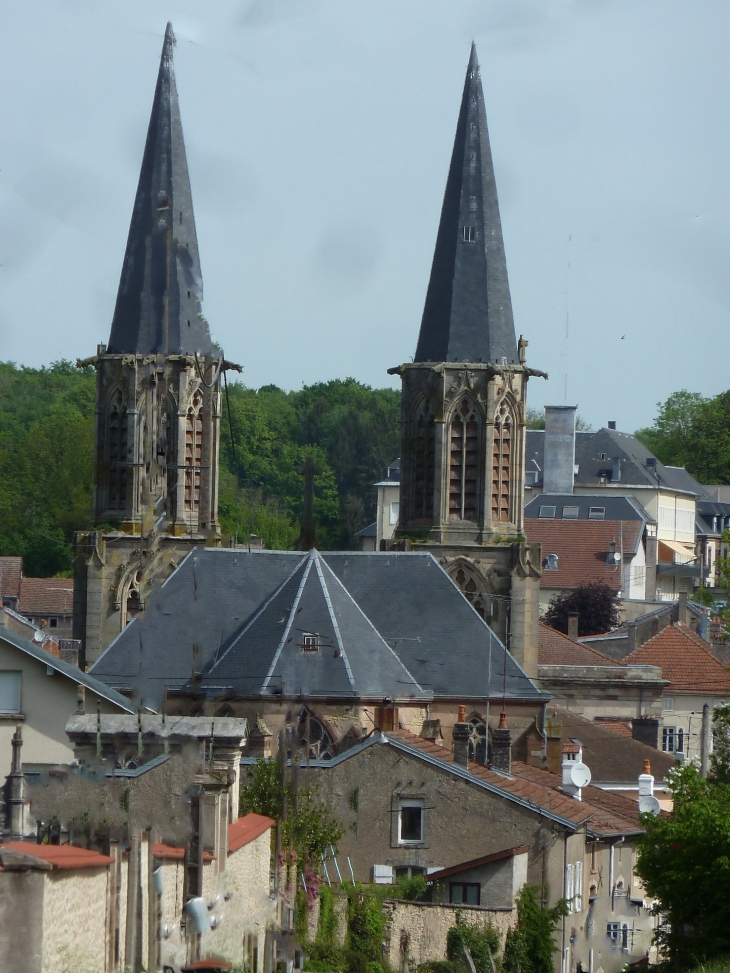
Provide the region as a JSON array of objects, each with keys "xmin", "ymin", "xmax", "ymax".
[{"xmin": 89, "ymin": 549, "xmax": 546, "ymax": 707}]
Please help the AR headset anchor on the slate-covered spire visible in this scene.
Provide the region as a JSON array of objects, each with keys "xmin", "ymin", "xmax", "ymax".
[
  {"xmin": 414, "ymin": 44, "xmax": 517, "ymax": 365},
  {"xmin": 107, "ymin": 23, "xmax": 215, "ymax": 356}
]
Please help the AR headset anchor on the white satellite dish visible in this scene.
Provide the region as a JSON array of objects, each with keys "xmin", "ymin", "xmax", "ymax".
[
  {"xmin": 570, "ymin": 762, "xmax": 592, "ymax": 789},
  {"xmin": 32, "ymin": 630, "xmax": 44, "ymax": 643},
  {"xmin": 639, "ymin": 795, "xmax": 661, "ymax": 816}
]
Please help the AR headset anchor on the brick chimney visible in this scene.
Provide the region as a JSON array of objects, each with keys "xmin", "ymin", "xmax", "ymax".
[
  {"xmin": 678, "ymin": 589, "xmax": 689, "ymax": 625},
  {"xmin": 491, "ymin": 712, "xmax": 511, "ymax": 774},
  {"xmin": 567, "ymin": 612, "xmax": 579, "ymax": 640},
  {"xmin": 452, "ymin": 707, "xmax": 470, "ymax": 769}
]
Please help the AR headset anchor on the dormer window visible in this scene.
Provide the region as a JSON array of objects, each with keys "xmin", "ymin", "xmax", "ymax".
[{"xmin": 302, "ymin": 634, "xmax": 319, "ymax": 652}]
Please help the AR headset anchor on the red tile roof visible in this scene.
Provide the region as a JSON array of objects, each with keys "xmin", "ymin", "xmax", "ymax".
[
  {"xmin": 428, "ymin": 845, "xmax": 530, "ymax": 882},
  {"xmin": 524, "ymin": 519, "xmax": 642, "ymax": 590},
  {"xmin": 4, "ymin": 841, "xmax": 114, "ymax": 870},
  {"xmin": 539, "ymin": 623, "xmax": 623, "ymax": 666},
  {"xmin": 18, "ymin": 577, "xmax": 74, "ymax": 615},
  {"xmin": 623, "ymin": 622, "xmax": 730, "ymax": 694},
  {"xmin": 593, "ymin": 718, "xmax": 632, "ymax": 738},
  {"xmin": 0, "ymin": 558, "xmax": 23, "ymax": 599},
  {"xmin": 228, "ymin": 812, "xmax": 275, "ymax": 854},
  {"xmin": 389, "ymin": 729, "xmax": 647, "ymax": 836},
  {"xmin": 153, "ymin": 843, "xmax": 215, "ymax": 862}
]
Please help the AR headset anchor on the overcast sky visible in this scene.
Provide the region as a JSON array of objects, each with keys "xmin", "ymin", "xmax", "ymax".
[{"xmin": 0, "ymin": 1, "xmax": 727, "ymax": 431}]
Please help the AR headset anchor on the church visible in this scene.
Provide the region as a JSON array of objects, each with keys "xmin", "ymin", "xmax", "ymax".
[{"xmin": 82, "ymin": 27, "xmax": 547, "ymax": 762}]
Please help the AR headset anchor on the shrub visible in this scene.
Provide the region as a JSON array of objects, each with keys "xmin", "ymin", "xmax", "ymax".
[{"xmin": 447, "ymin": 919, "xmax": 500, "ymax": 972}]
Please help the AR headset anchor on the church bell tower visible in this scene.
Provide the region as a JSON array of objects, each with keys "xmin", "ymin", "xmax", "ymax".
[
  {"xmin": 389, "ymin": 45, "xmax": 544, "ymax": 676},
  {"xmin": 74, "ymin": 25, "xmax": 239, "ymax": 666}
]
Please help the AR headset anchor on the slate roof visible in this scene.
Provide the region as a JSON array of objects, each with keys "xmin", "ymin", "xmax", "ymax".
[
  {"xmin": 89, "ymin": 549, "xmax": 545, "ymax": 707},
  {"xmin": 414, "ymin": 45, "xmax": 517, "ymax": 366},
  {"xmin": 524, "ymin": 494, "xmax": 652, "ymax": 523},
  {"xmin": 623, "ymin": 622, "xmax": 730, "ymax": 695},
  {"xmin": 538, "ymin": 623, "xmax": 622, "ymax": 667},
  {"xmin": 0, "ymin": 557, "xmax": 22, "ymax": 599},
  {"xmin": 524, "ymin": 519, "xmax": 642, "ymax": 590},
  {"xmin": 525, "ymin": 428, "xmax": 704, "ymax": 496},
  {"xmin": 107, "ymin": 23, "xmax": 215, "ymax": 357},
  {"xmin": 18, "ymin": 577, "xmax": 73, "ymax": 615}
]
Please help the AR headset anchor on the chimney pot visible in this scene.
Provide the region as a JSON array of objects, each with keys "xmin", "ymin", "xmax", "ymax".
[
  {"xmin": 457, "ymin": 704, "xmax": 466, "ymax": 723},
  {"xmin": 498, "ymin": 711, "xmax": 507, "ymax": 729},
  {"xmin": 608, "ymin": 420, "xmax": 616, "ymax": 430},
  {"xmin": 643, "ymin": 758, "xmax": 651, "ymax": 775}
]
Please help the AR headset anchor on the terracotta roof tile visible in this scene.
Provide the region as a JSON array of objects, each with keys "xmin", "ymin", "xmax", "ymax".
[
  {"xmin": 153, "ymin": 843, "xmax": 215, "ymax": 862},
  {"xmin": 623, "ymin": 622, "xmax": 730, "ymax": 694},
  {"xmin": 593, "ymin": 718, "xmax": 632, "ymax": 738},
  {"xmin": 228, "ymin": 812, "xmax": 275, "ymax": 854},
  {"xmin": 539, "ymin": 623, "xmax": 623, "ymax": 666},
  {"xmin": 18, "ymin": 577, "xmax": 74, "ymax": 615},
  {"xmin": 0, "ymin": 558, "xmax": 23, "ymax": 599},
  {"xmin": 4, "ymin": 841, "xmax": 114, "ymax": 870},
  {"xmin": 524, "ymin": 520, "xmax": 642, "ymax": 590}
]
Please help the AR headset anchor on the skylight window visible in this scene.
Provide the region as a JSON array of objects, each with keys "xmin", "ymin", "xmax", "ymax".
[
  {"xmin": 562, "ymin": 506, "xmax": 579, "ymax": 519},
  {"xmin": 302, "ymin": 634, "xmax": 319, "ymax": 652},
  {"xmin": 539, "ymin": 506, "xmax": 556, "ymax": 519},
  {"xmin": 588, "ymin": 507, "xmax": 605, "ymax": 520}
]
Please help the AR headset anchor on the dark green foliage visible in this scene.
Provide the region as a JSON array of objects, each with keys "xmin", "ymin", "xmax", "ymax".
[
  {"xmin": 446, "ymin": 918, "xmax": 500, "ymax": 972},
  {"xmin": 543, "ymin": 583, "xmax": 620, "ymax": 637},
  {"xmin": 296, "ymin": 887, "xmax": 310, "ymax": 943},
  {"xmin": 416, "ymin": 962, "xmax": 459, "ymax": 973},
  {"xmin": 395, "ymin": 873, "xmax": 428, "ymax": 901},
  {"xmin": 0, "ymin": 361, "xmax": 96, "ymax": 575},
  {"xmin": 0, "ymin": 363, "xmax": 400, "ymax": 570},
  {"xmin": 526, "ymin": 409, "xmax": 592, "ymax": 432},
  {"xmin": 239, "ymin": 758, "xmax": 343, "ymax": 867},
  {"xmin": 346, "ymin": 887, "xmax": 387, "ymax": 962},
  {"xmin": 502, "ymin": 886, "xmax": 568, "ymax": 973},
  {"xmin": 636, "ymin": 763, "xmax": 730, "ymax": 967},
  {"xmin": 635, "ymin": 389, "xmax": 730, "ymax": 484},
  {"xmin": 712, "ymin": 705, "xmax": 730, "ymax": 784}
]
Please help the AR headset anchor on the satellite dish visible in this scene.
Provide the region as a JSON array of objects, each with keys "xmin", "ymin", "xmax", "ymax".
[
  {"xmin": 32, "ymin": 630, "xmax": 44, "ymax": 643},
  {"xmin": 570, "ymin": 762, "xmax": 592, "ymax": 788},
  {"xmin": 639, "ymin": 795, "xmax": 661, "ymax": 816}
]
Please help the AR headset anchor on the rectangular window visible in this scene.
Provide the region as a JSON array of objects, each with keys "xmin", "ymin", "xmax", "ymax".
[
  {"xmin": 562, "ymin": 506, "xmax": 579, "ymax": 519},
  {"xmin": 375, "ymin": 706, "xmax": 398, "ymax": 731},
  {"xmin": 395, "ymin": 866, "xmax": 425, "ymax": 880},
  {"xmin": 662, "ymin": 697, "xmax": 674, "ymax": 711},
  {"xmin": 539, "ymin": 506, "xmax": 556, "ymax": 519},
  {"xmin": 588, "ymin": 507, "xmax": 605, "ymax": 520},
  {"xmin": 49, "ymin": 618, "xmax": 58, "ymax": 628},
  {"xmin": 450, "ymin": 883, "xmax": 480, "ymax": 906},
  {"xmin": 398, "ymin": 804, "xmax": 423, "ymax": 844},
  {"xmin": 389, "ymin": 501, "xmax": 400, "ymax": 526},
  {"xmin": 607, "ymin": 922, "xmax": 621, "ymax": 944},
  {"xmin": 462, "ymin": 226, "xmax": 476, "ymax": 244},
  {"xmin": 0, "ymin": 672, "xmax": 21, "ymax": 714},
  {"xmin": 662, "ymin": 726, "xmax": 684, "ymax": 753}
]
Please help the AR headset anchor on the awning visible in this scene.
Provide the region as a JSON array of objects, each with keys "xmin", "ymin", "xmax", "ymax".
[{"xmin": 658, "ymin": 539, "xmax": 697, "ymax": 561}]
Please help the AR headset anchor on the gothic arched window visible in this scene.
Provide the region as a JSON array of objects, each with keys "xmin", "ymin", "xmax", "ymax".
[
  {"xmin": 491, "ymin": 400, "xmax": 513, "ymax": 523},
  {"xmin": 467, "ymin": 717, "xmax": 487, "ymax": 764},
  {"xmin": 298, "ymin": 710, "xmax": 335, "ymax": 761},
  {"xmin": 107, "ymin": 392, "xmax": 128, "ymax": 511},
  {"xmin": 413, "ymin": 405, "xmax": 435, "ymax": 520},
  {"xmin": 453, "ymin": 565, "xmax": 487, "ymax": 619},
  {"xmin": 448, "ymin": 398, "xmax": 480, "ymax": 522},
  {"xmin": 184, "ymin": 391, "xmax": 203, "ymax": 512}
]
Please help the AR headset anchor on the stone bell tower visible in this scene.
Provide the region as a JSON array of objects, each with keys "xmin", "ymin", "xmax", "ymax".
[
  {"xmin": 73, "ymin": 24, "xmax": 240, "ymax": 667},
  {"xmin": 389, "ymin": 45, "xmax": 544, "ymax": 677}
]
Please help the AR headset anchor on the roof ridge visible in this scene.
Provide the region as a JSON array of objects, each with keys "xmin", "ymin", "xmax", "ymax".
[
  {"xmin": 261, "ymin": 554, "xmax": 314, "ymax": 692},
  {"xmin": 312, "ymin": 551, "xmax": 356, "ymax": 692}
]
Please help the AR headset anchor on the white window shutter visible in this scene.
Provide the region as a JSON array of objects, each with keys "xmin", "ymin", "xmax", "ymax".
[
  {"xmin": 565, "ymin": 863, "xmax": 574, "ymax": 914},
  {"xmin": 574, "ymin": 860, "xmax": 583, "ymax": 912},
  {"xmin": 373, "ymin": 864, "xmax": 393, "ymax": 885}
]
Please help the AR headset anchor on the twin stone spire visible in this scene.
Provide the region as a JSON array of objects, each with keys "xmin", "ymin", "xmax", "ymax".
[{"xmin": 107, "ymin": 31, "xmax": 516, "ymax": 368}]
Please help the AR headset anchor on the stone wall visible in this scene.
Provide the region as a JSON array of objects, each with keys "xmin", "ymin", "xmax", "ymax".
[
  {"xmin": 382, "ymin": 900, "xmax": 516, "ymax": 971},
  {"xmin": 41, "ymin": 867, "xmax": 109, "ymax": 973}
]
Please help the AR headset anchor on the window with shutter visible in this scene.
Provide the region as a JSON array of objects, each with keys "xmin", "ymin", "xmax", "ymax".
[
  {"xmin": 565, "ymin": 863, "xmax": 574, "ymax": 914},
  {"xmin": 574, "ymin": 860, "xmax": 583, "ymax": 912}
]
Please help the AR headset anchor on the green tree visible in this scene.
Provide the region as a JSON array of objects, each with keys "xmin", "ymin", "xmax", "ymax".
[
  {"xmin": 543, "ymin": 583, "xmax": 620, "ymax": 637},
  {"xmin": 502, "ymin": 886, "xmax": 568, "ymax": 973},
  {"xmin": 636, "ymin": 762, "xmax": 730, "ymax": 966}
]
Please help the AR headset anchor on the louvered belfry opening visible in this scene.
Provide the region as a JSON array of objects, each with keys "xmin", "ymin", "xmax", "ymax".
[
  {"xmin": 491, "ymin": 402, "xmax": 513, "ymax": 522},
  {"xmin": 184, "ymin": 391, "xmax": 203, "ymax": 513},
  {"xmin": 107, "ymin": 392, "xmax": 128, "ymax": 511},
  {"xmin": 449, "ymin": 397, "xmax": 479, "ymax": 522},
  {"xmin": 413, "ymin": 407, "xmax": 435, "ymax": 519}
]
